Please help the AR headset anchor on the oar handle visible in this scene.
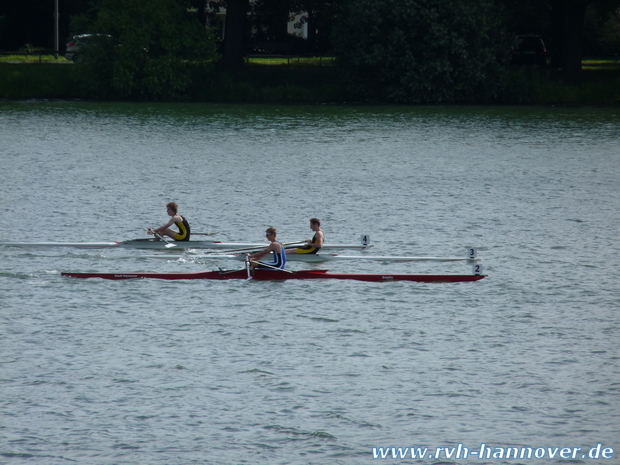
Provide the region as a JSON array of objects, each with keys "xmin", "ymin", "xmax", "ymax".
[
  {"xmin": 245, "ymin": 254, "xmax": 252, "ymax": 279},
  {"xmin": 223, "ymin": 241, "xmax": 306, "ymax": 254},
  {"xmin": 283, "ymin": 241, "xmax": 310, "ymax": 248},
  {"xmin": 149, "ymin": 229, "xmax": 177, "ymax": 248},
  {"xmin": 247, "ymin": 258, "xmax": 294, "ymax": 273}
]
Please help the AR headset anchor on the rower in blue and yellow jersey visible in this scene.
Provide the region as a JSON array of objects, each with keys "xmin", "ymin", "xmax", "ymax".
[
  {"xmin": 247, "ymin": 227, "xmax": 287, "ymax": 270},
  {"xmin": 286, "ymin": 218, "xmax": 324, "ymax": 254},
  {"xmin": 148, "ymin": 202, "xmax": 191, "ymax": 241}
]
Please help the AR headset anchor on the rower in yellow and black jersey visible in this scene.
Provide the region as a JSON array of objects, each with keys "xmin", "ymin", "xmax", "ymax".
[
  {"xmin": 287, "ymin": 218, "xmax": 324, "ymax": 254},
  {"xmin": 148, "ymin": 202, "xmax": 191, "ymax": 241}
]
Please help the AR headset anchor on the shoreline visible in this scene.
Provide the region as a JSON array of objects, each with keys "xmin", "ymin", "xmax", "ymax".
[{"xmin": 1, "ymin": 61, "xmax": 619, "ymax": 106}]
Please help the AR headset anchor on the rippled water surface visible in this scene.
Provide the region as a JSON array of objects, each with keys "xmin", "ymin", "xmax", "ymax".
[{"xmin": 1, "ymin": 101, "xmax": 619, "ymax": 464}]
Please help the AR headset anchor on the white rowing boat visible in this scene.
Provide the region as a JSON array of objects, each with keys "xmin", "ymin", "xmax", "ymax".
[
  {"xmin": 0, "ymin": 236, "xmax": 372, "ymax": 251},
  {"xmin": 144, "ymin": 248, "xmax": 480, "ymax": 263},
  {"xmin": 0, "ymin": 241, "xmax": 123, "ymax": 249},
  {"xmin": 188, "ymin": 252, "xmax": 479, "ymax": 263}
]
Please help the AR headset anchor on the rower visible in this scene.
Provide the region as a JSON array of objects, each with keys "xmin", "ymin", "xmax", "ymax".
[
  {"xmin": 148, "ymin": 202, "xmax": 191, "ymax": 241},
  {"xmin": 247, "ymin": 227, "xmax": 287, "ymax": 270},
  {"xmin": 286, "ymin": 218, "xmax": 324, "ymax": 254}
]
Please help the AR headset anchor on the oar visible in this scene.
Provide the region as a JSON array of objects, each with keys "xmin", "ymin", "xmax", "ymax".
[
  {"xmin": 247, "ymin": 258, "xmax": 294, "ymax": 274},
  {"xmin": 191, "ymin": 232, "xmax": 219, "ymax": 236},
  {"xmin": 221, "ymin": 241, "xmax": 307, "ymax": 255},
  {"xmin": 245, "ymin": 255, "xmax": 252, "ymax": 280},
  {"xmin": 149, "ymin": 230, "xmax": 177, "ymax": 248},
  {"xmin": 282, "ymin": 241, "xmax": 312, "ymax": 249}
]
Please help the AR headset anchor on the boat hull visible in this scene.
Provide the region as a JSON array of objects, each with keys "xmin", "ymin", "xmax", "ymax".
[
  {"xmin": 0, "ymin": 241, "xmax": 121, "ymax": 248},
  {"xmin": 119, "ymin": 240, "xmax": 369, "ymax": 250},
  {"xmin": 62, "ymin": 269, "xmax": 486, "ymax": 283},
  {"xmin": 1, "ymin": 240, "xmax": 370, "ymax": 251},
  {"xmin": 197, "ymin": 253, "xmax": 479, "ymax": 263}
]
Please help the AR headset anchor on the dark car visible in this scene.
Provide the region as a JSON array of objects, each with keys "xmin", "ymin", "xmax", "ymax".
[
  {"xmin": 65, "ymin": 34, "xmax": 92, "ymax": 62},
  {"xmin": 510, "ymin": 35, "xmax": 547, "ymax": 66},
  {"xmin": 65, "ymin": 34, "xmax": 114, "ymax": 62}
]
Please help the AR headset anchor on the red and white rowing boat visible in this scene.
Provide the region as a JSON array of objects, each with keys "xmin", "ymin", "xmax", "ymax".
[{"xmin": 61, "ymin": 268, "xmax": 486, "ymax": 283}]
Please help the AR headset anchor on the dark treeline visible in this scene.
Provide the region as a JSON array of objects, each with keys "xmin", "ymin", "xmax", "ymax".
[
  {"xmin": 1, "ymin": 0, "xmax": 619, "ymax": 102},
  {"xmin": 2, "ymin": 0, "xmax": 619, "ymax": 65}
]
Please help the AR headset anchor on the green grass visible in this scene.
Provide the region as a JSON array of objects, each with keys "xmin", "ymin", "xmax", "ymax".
[
  {"xmin": 582, "ymin": 57, "xmax": 620, "ymax": 71},
  {"xmin": 1, "ymin": 54, "xmax": 616, "ymax": 68},
  {"xmin": 0, "ymin": 53, "xmax": 336, "ymax": 66},
  {"xmin": 245, "ymin": 55, "xmax": 336, "ymax": 67},
  {"xmin": 0, "ymin": 54, "xmax": 71, "ymax": 63}
]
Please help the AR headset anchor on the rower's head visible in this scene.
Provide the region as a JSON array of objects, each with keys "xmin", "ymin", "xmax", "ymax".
[
  {"xmin": 265, "ymin": 227, "xmax": 277, "ymax": 239},
  {"xmin": 310, "ymin": 218, "xmax": 320, "ymax": 228},
  {"xmin": 166, "ymin": 202, "xmax": 179, "ymax": 215}
]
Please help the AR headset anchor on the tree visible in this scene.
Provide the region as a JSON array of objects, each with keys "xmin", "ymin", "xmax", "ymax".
[
  {"xmin": 553, "ymin": 0, "xmax": 588, "ymax": 72},
  {"xmin": 585, "ymin": 2, "xmax": 620, "ymax": 55},
  {"xmin": 251, "ymin": 0, "xmax": 291, "ymax": 42},
  {"xmin": 333, "ymin": 0, "xmax": 510, "ymax": 103},
  {"xmin": 499, "ymin": 0, "xmax": 620, "ymax": 72},
  {"xmin": 73, "ymin": 0, "xmax": 218, "ymax": 99},
  {"xmin": 222, "ymin": 0, "xmax": 250, "ymax": 70},
  {"xmin": 551, "ymin": 0, "xmax": 620, "ymax": 72},
  {"xmin": 290, "ymin": 0, "xmax": 343, "ymax": 53}
]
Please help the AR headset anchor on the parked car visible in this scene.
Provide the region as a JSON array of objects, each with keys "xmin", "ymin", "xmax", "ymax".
[
  {"xmin": 510, "ymin": 35, "xmax": 547, "ymax": 66},
  {"xmin": 65, "ymin": 34, "xmax": 114, "ymax": 62}
]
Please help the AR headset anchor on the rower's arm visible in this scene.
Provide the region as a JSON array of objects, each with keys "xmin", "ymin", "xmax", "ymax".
[
  {"xmin": 249, "ymin": 242, "xmax": 277, "ymax": 260},
  {"xmin": 153, "ymin": 218, "xmax": 176, "ymax": 233},
  {"xmin": 309, "ymin": 231, "xmax": 324, "ymax": 248}
]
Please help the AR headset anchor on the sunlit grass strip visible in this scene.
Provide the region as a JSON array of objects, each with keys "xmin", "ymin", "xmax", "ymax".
[
  {"xmin": 246, "ymin": 56, "xmax": 335, "ymax": 66},
  {"xmin": 582, "ymin": 58, "xmax": 620, "ymax": 71},
  {"xmin": 1, "ymin": 54, "xmax": 337, "ymax": 66},
  {"xmin": 2, "ymin": 55, "xmax": 616, "ymax": 68},
  {"xmin": 0, "ymin": 54, "xmax": 70, "ymax": 63}
]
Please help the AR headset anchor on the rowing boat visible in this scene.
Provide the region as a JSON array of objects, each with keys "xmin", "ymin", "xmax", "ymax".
[
  {"xmin": 191, "ymin": 253, "xmax": 479, "ymax": 263},
  {"xmin": 61, "ymin": 268, "xmax": 486, "ymax": 283},
  {"xmin": 0, "ymin": 238, "xmax": 371, "ymax": 251},
  {"xmin": 0, "ymin": 241, "xmax": 123, "ymax": 249}
]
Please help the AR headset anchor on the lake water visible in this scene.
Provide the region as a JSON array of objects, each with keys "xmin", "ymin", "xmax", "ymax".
[{"xmin": 1, "ymin": 101, "xmax": 619, "ymax": 464}]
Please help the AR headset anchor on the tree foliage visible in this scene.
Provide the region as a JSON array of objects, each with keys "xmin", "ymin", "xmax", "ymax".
[
  {"xmin": 248, "ymin": 0, "xmax": 340, "ymax": 53},
  {"xmin": 589, "ymin": 4, "xmax": 620, "ymax": 55},
  {"xmin": 289, "ymin": 0, "xmax": 343, "ymax": 53},
  {"xmin": 498, "ymin": 0, "xmax": 620, "ymax": 72},
  {"xmin": 333, "ymin": 0, "xmax": 511, "ymax": 103},
  {"xmin": 73, "ymin": 0, "xmax": 218, "ymax": 100}
]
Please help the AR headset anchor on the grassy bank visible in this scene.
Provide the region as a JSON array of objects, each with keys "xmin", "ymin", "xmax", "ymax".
[
  {"xmin": 188, "ymin": 62, "xmax": 344, "ymax": 103},
  {"xmin": 1, "ymin": 57, "xmax": 619, "ymax": 105},
  {"xmin": 503, "ymin": 60, "xmax": 620, "ymax": 106},
  {"xmin": 0, "ymin": 61, "xmax": 346, "ymax": 103},
  {"xmin": 0, "ymin": 62, "xmax": 78, "ymax": 99}
]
